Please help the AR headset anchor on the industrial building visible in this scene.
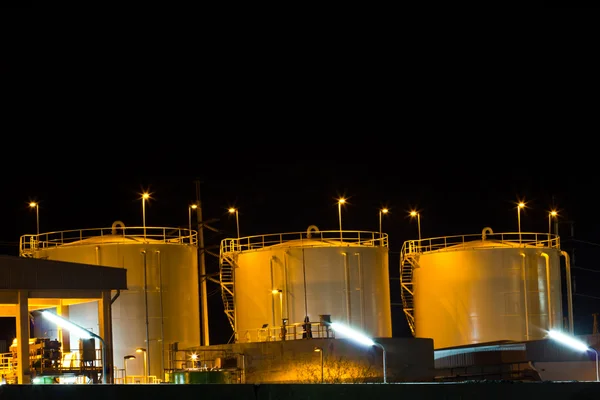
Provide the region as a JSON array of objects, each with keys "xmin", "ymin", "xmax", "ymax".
[{"xmin": 0, "ymin": 212, "xmax": 597, "ymax": 384}]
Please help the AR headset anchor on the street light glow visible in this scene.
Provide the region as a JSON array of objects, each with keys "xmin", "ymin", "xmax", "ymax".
[
  {"xmin": 410, "ymin": 211, "xmax": 417, "ymax": 217},
  {"xmin": 41, "ymin": 311, "xmax": 92, "ymax": 339},
  {"xmin": 381, "ymin": 208, "xmax": 388, "ymax": 214},
  {"xmin": 228, "ymin": 208, "xmax": 236, "ymax": 213},
  {"xmin": 518, "ymin": 202, "xmax": 525, "ymax": 208},
  {"xmin": 548, "ymin": 330, "xmax": 589, "ymax": 352},
  {"xmin": 142, "ymin": 193, "xmax": 150, "ymax": 200},
  {"xmin": 29, "ymin": 202, "xmax": 37, "ymax": 208},
  {"xmin": 191, "ymin": 204, "xmax": 197, "ymax": 209},
  {"xmin": 550, "ymin": 210, "xmax": 558, "ymax": 217},
  {"xmin": 338, "ymin": 198, "xmax": 346, "ymax": 205},
  {"xmin": 330, "ymin": 322, "xmax": 375, "ymax": 346}
]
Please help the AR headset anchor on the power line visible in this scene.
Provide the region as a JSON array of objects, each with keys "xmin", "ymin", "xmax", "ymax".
[{"xmin": 575, "ymin": 293, "xmax": 600, "ymax": 301}]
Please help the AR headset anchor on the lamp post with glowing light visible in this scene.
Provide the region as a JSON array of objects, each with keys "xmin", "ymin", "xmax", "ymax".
[
  {"xmin": 29, "ymin": 202, "xmax": 39, "ymax": 236},
  {"xmin": 379, "ymin": 208, "xmax": 388, "ymax": 238},
  {"xmin": 124, "ymin": 355, "xmax": 135, "ymax": 384},
  {"xmin": 314, "ymin": 346, "xmax": 324, "ymax": 383},
  {"xmin": 190, "ymin": 353, "xmax": 198, "ymax": 368},
  {"xmin": 41, "ymin": 311, "xmax": 108, "ymax": 384},
  {"xmin": 329, "ymin": 322, "xmax": 387, "ymax": 383},
  {"xmin": 136, "ymin": 347, "xmax": 148, "ymax": 383},
  {"xmin": 517, "ymin": 202, "xmax": 525, "ymax": 243},
  {"xmin": 189, "ymin": 204, "xmax": 198, "ymax": 244},
  {"xmin": 142, "ymin": 193, "xmax": 150, "ymax": 240},
  {"xmin": 228, "ymin": 208, "xmax": 240, "ymax": 239},
  {"xmin": 409, "ymin": 211, "xmax": 421, "ymax": 241},
  {"xmin": 548, "ymin": 330, "xmax": 599, "ymax": 381},
  {"xmin": 549, "ymin": 210, "xmax": 558, "ymax": 244},
  {"xmin": 338, "ymin": 198, "xmax": 346, "ymax": 243}
]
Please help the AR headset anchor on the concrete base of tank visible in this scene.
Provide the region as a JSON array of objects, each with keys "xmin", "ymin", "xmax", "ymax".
[{"xmin": 186, "ymin": 337, "xmax": 434, "ymax": 383}]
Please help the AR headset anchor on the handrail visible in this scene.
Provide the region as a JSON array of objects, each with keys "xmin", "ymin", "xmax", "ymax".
[
  {"xmin": 220, "ymin": 230, "xmax": 388, "ymax": 254},
  {"xmin": 19, "ymin": 226, "xmax": 197, "ymax": 256},
  {"xmin": 401, "ymin": 231, "xmax": 560, "ymax": 257}
]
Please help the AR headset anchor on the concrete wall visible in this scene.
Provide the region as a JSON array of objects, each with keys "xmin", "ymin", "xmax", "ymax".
[
  {"xmin": 199, "ymin": 337, "xmax": 434, "ymax": 383},
  {"xmin": 1, "ymin": 382, "xmax": 600, "ymax": 400}
]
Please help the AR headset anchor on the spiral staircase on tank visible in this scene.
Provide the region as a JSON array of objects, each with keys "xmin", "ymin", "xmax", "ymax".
[
  {"xmin": 400, "ymin": 241, "xmax": 420, "ymax": 335},
  {"xmin": 219, "ymin": 246, "xmax": 237, "ymax": 332}
]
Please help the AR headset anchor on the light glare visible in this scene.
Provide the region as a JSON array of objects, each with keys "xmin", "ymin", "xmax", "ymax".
[
  {"xmin": 41, "ymin": 311, "xmax": 91, "ymax": 339},
  {"xmin": 228, "ymin": 208, "xmax": 236, "ymax": 213},
  {"xmin": 548, "ymin": 330, "xmax": 590, "ymax": 352},
  {"xmin": 381, "ymin": 208, "xmax": 389, "ymax": 214},
  {"xmin": 338, "ymin": 198, "xmax": 346, "ymax": 205},
  {"xmin": 330, "ymin": 322, "xmax": 375, "ymax": 346},
  {"xmin": 29, "ymin": 202, "xmax": 37, "ymax": 208}
]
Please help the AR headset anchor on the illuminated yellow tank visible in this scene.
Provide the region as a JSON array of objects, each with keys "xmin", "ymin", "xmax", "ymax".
[
  {"xmin": 220, "ymin": 226, "xmax": 392, "ymax": 342},
  {"xmin": 400, "ymin": 227, "xmax": 571, "ymax": 349},
  {"xmin": 20, "ymin": 221, "xmax": 200, "ymax": 379}
]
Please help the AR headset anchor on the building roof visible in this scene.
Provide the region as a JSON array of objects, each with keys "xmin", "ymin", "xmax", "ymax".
[{"xmin": 0, "ymin": 255, "xmax": 127, "ymax": 291}]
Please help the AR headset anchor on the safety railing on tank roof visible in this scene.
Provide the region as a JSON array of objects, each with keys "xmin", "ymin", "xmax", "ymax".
[
  {"xmin": 19, "ymin": 226, "xmax": 197, "ymax": 256},
  {"xmin": 220, "ymin": 230, "xmax": 388, "ymax": 253},
  {"xmin": 402, "ymin": 231, "xmax": 560, "ymax": 256}
]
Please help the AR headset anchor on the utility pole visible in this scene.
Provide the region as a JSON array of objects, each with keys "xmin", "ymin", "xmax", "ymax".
[
  {"xmin": 593, "ymin": 313, "xmax": 599, "ymax": 335},
  {"xmin": 195, "ymin": 179, "xmax": 210, "ymax": 346}
]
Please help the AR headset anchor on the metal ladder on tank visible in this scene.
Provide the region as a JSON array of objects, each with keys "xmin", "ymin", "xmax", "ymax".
[
  {"xmin": 219, "ymin": 252, "xmax": 237, "ymax": 331},
  {"xmin": 400, "ymin": 242, "xmax": 420, "ymax": 336}
]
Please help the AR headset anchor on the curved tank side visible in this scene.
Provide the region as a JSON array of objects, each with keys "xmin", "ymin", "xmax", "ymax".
[
  {"xmin": 35, "ymin": 240, "xmax": 200, "ymax": 379},
  {"xmin": 414, "ymin": 247, "xmax": 563, "ymax": 349},
  {"xmin": 234, "ymin": 244, "xmax": 391, "ymax": 342}
]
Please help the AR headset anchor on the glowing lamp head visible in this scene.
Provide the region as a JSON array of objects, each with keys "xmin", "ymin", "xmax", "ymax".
[
  {"xmin": 136, "ymin": 348, "xmax": 146, "ymax": 353},
  {"xmin": 550, "ymin": 211, "xmax": 557, "ymax": 217},
  {"xmin": 191, "ymin": 353, "xmax": 198, "ymax": 361},
  {"xmin": 29, "ymin": 202, "xmax": 37, "ymax": 208},
  {"xmin": 338, "ymin": 198, "xmax": 346, "ymax": 205},
  {"xmin": 142, "ymin": 193, "xmax": 150, "ymax": 200},
  {"xmin": 410, "ymin": 211, "xmax": 417, "ymax": 217},
  {"xmin": 228, "ymin": 208, "xmax": 236, "ymax": 214},
  {"xmin": 124, "ymin": 355, "xmax": 136, "ymax": 360},
  {"xmin": 381, "ymin": 208, "xmax": 389, "ymax": 214},
  {"xmin": 190, "ymin": 204, "xmax": 197, "ymax": 209},
  {"xmin": 518, "ymin": 202, "xmax": 525, "ymax": 208},
  {"xmin": 314, "ymin": 347, "xmax": 322, "ymax": 352}
]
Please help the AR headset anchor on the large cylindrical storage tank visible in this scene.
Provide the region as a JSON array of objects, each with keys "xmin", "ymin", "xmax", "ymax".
[
  {"xmin": 408, "ymin": 230, "xmax": 564, "ymax": 349},
  {"xmin": 224, "ymin": 228, "xmax": 392, "ymax": 342},
  {"xmin": 27, "ymin": 223, "xmax": 200, "ymax": 380}
]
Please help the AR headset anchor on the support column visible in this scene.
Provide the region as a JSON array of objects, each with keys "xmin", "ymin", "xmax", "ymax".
[
  {"xmin": 98, "ymin": 291, "xmax": 113, "ymax": 384},
  {"xmin": 16, "ymin": 290, "xmax": 31, "ymax": 384},
  {"xmin": 57, "ymin": 301, "xmax": 71, "ymax": 352}
]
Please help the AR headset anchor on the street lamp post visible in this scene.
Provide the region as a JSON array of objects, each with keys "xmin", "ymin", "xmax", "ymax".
[
  {"xmin": 29, "ymin": 202, "xmax": 39, "ymax": 236},
  {"xmin": 314, "ymin": 346, "xmax": 324, "ymax": 383},
  {"xmin": 338, "ymin": 198, "xmax": 346, "ymax": 243},
  {"xmin": 517, "ymin": 202, "xmax": 525, "ymax": 244},
  {"xmin": 189, "ymin": 204, "xmax": 198, "ymax": 244},
  {"xmin": 549, "ymin": 210, "xmax": 558, "ymax": 244},
  {"xmin": 136, "ymin": 347, "xmax": 148, "ymax": 383},
  {"xmin": 142, "ymin": 193, "xmax": 150, "ymax": 240},
  {"xmin": 379, "ymin": 208, "xmax": 388, "ymax": 238},
  {"xmin": 409, "ymin": 211, "xmax": 421, "ymax": 241},
  {"xmin": 329, "ymin": 322, "xmax": 387, "ymax": 383},
  {"xmin": 548, "ymin": 330, "xmax": 599, "ymax": 381},
  {"xmin": 41, "ymin": 311, "xmax": 108, "ymax": 384},
  {"xmin": 124, "ymin": 355, "xmax": 136, "ymax": 384},
  {"xmin": 228, "ymin": 208, "xmax": 240, "ymax": 239}
]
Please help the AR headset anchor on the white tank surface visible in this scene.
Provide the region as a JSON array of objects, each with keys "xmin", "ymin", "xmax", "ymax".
[
  {"xmin": 19, "ymin": 221, "xmax": 200, "ymax": 379},
  {"xmin": 220, "ymin": 226, "xmax": 392, "ymax": 343},
  {"xmin": 400, "ymin": 227, "xmax": 569, "ymax": 350}
]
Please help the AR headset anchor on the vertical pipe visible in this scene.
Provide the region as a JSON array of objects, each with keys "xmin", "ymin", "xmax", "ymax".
[
  {"xmin": 541, "ymin": 253, "xmax": 553, "ymax": 328},
  {"xmin": 342, "ymin": 252, "xmax": 351, "ymax": 324},
  {"xmin": 156, "ymin": 250, "xmax": 165, "ymax": 379},
  {"xmin": 95, "ymin": 246, "xmax": 100, "ymax": 265},
  {"xmin": 141, "ymin": 250, "xmax": 150, "ymax": 377},
  {"xmin": 355, "ymin": 252, "xmax": 365, "ymax": 330},
  {"xmin": 338, "ymin": 203, "xmax": 343, "ymax": 243},
  {"xmin": 195, "ymin": 180, "xmax": 210, "ymax": 346},
  {"xmin": 301, "ymin": 248, "xmax": 308, "ymax": 319},
  {"xmin": 284, "ymin": 252, "xmax": 290, "ymax": 320},
  {"xmin": 561, "ymin": 250, "xmax": 574, "ymax": 334},
  {"xmin": 270, "ymin": 257, "xmax": 275, "ymax": 328},
  {"xmin": 520, "ymin": 252, "xmax": 529, "ymax": 340}
]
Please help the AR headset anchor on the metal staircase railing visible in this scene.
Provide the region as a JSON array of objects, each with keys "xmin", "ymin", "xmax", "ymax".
[
  {"xmin": 219, "ymin": 252, "xmax": 236, "ymax": 331},
  {"xmin": 400, "ymin": 243, "xmax": 419, "ymax": 336}
]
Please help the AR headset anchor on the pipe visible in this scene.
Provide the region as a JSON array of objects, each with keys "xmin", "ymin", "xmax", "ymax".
[
  {"xmin": 141, "ymin": 250, "xmax": 151, "ymax": 377},
  {"xmin": 270, "ymin": 257, "xmax": 276, "ymax": 328},
  {"xmin": 541, "ymin": 252, "xmax": 553, "ymax": 328},
  {"xmin": 482, "ymin": 227, "xmax": 493, "ymax": 241},
  {"xmin": 306, "ymin": 225, "xmax": 320, "ymax": 239},
  {"xmin": 95, "ymin": 246, "xmax": 100, "ymax": 265},
  {"xmin": 301, "ymin": 248, "xmax": 308, "ymax": 319},
  {"xmin": 355, "ymin": 252, "xmax": 365, "ymax": 330},
  {"xmin": 284, "ymin": 252, "xmax": 290, "ymax": 319},
  {"xmin": 111, "ymin": 220, "xmax": 125, "ymax": 235},
  {"xmin": 520, "ymin": 252, "xmax": 529, "ymax": 340},
  {"xmin": 157, "ymin": 250, "xmax": 165, "ymax": 379},
  {"xmin": 342, "ymin": 252, "xmax": 351, "ymax": 324},
  {"xmin": 111, "ymin": 290, "xmax": 120, "ymax": 305},
  {"xmin": 561, "ymin": 250, "xmax": 574, "ymax": 334}
]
